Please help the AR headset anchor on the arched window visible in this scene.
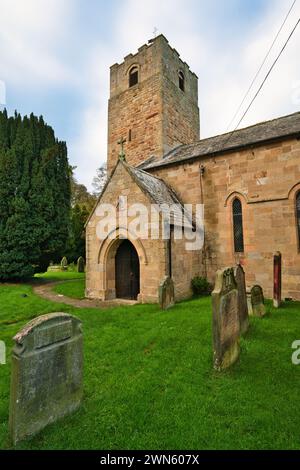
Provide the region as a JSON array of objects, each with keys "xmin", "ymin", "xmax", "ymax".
[
  {"xmin": 232, "ymin": 198, "xmax": 244, "ymax": 253},
  {"xmin": 178, "ymin": 71, "xmax": 185, "ymax": 92},
  {"xmin": 296, "ymin": 192, "xmax": 300, "ymax": 248},
  {"xmin": 129, "ymin": 66, "xmax": 138, "ymax": 88}
]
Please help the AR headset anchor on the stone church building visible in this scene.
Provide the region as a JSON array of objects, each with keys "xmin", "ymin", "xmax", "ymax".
[{"xmin": 86, "ymin": 34, "xmax": 300, "ymax": 303}]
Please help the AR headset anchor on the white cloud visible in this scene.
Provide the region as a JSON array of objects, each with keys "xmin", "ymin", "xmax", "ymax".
[
  {"xmin": 69, "ymin": 44, "xmax": 111, "ymax": 188},
  {"xmin": 73, "ymin": 0, "xmax": 209, "ymax": 189},
  {"xmin": 200, "ymin": 0, "xmax": 300, "ymax": 136},
  {"xmin": 0, "ymin": 0, "xmax": 74, "ymax": 86},
  {"xmin": 108, "ymin": 0, "xmax": 300, "ymax": 139},
  {"xmin": 4, "ymin": 0, "xmax": 298, "ymax": 190},
  {"xmin": 0, "ymin": 79, "xmax": 6, "ymax": 105}
]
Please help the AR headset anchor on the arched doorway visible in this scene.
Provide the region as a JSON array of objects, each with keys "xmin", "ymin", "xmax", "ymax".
[{"xmin": 115, "ymin": 240, "xmax": 140, "ymax": 300}]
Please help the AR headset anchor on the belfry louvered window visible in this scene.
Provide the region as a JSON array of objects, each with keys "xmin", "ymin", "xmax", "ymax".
[
  {"xmin": 297, "ymin": 192, "xmax": 300, "ymax": 248},
  {"xmin": 233, "ymin": 198, "xmax": 244, "ymax": 253}
]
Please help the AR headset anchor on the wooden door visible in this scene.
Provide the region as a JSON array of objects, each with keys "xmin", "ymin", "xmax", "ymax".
[{"xmin": 115, "ymin": 240, "xmax": 140, "ymax": 300}]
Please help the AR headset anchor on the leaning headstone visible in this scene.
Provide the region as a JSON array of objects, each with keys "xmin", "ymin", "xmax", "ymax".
[
  {"xmin": 77, "ymin": 256, "xmax": 85, "ymax": 273},
  {"xmin": 212, "ymin": 268, "xmax": 240, "ymax": 371},
  {"xmin": 234, "ymin": 264, "xmax": 249, "ymax": 335},
  {"xmin": 159, "ymin": 276, "xmax": 175, "ymax": 310},
  {"xmin": 248, "ymin": 285, "xmax": 266, "ymax": 317},
  {"xmin": 273, "ymin": 252, "xmax": 282, "ymax": 308},
  {"xmin": 246, "ymin": 290, "xmax": 253, "ymax": 316},
  {"xmin": 61, "ymin": 256, "xmax": 68, "ymax": 271},
  {"xmin": 9, "ymin": 313, "xmax": 83, "ymax": 445}
]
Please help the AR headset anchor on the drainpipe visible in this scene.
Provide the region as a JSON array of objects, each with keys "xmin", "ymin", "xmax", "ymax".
[
  {"xmin": 200, "ymin": 164, "xmax": 207, "ymax": 278},
  {"xmin": 168, "ymin": 225, "xmax": 173, "ymax": 278}
]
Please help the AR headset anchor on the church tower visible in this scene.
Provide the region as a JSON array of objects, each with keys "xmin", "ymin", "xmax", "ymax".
[{"xmin": 107, "ymin": 35, "xmax": 200, "ymax": 173}]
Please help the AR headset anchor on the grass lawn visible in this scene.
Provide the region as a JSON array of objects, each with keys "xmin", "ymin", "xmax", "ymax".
[
  {"xmin": 0, "ymin": 273, "xmax": 300, "ymax": 450},
  {"xmin": 52, "ymin": 278, "xmax": 86, "ymax": 299},
  {"xmin": 35, "ymin": 271, "xmax": 86, "ymax": 282}
]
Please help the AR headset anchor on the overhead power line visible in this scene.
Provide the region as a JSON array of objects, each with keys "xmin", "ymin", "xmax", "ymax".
[
  {"xmin": 225, "ymin": 0, "xmax": 297, "ymax": 132},
  {"xmin": 218, "ymin": 14, "xmax": 300, "ymax": 153}
]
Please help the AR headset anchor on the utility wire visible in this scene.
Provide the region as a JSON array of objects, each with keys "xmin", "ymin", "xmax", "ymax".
[
  {"xmin": 226, "ymin": 0, "xmax": 297, "ymax": 133},
  {"xmin": 218, "ymin": 15, "xmax": 300, "ymax": 153}
]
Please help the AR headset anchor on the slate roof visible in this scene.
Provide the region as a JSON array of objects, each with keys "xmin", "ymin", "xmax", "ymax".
[
  {"xmin": 85, "ymin": 160, "xmax": 194, "ymax": 228},
  {"xmin": 144, "ymin": 111, "xmax": 300, "ymax": 170},
  {"xmin": 125, "ymin": 164, "xmax": 194, "ymax": 228}
]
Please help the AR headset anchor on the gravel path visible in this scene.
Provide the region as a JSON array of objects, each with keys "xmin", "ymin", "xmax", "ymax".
[{"xmin": 32, "ymin": 280, "xmax": 137, "ymax": 309}]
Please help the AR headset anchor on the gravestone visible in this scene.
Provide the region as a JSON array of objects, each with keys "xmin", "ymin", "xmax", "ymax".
[
  {"xmin": 77, "ymin": 256, "xmax": 85, "ymax": 273},
  {"xmin": 9, "ymin": 313, "xmax": 83, "ymax": 445},
  {"xmin": 234, "ymin": 264, "xmax": 249, "ymax": 335},
  {"xmin": 248, "ymin": 285, "xmax": 266, "ymax": 317},
  {"xmin": 159, "ymin": 276, "xmax": 175, "ymax": 310},
  {"xmin": 212, "ymin": 268, "xmax": 240, "ymax": 371},
  {"xmin": 47, "ymin": 264, "xmax": 62, "ymax": 272},
  {"xmin": 61, "ymin": 256, "xmax": 68, "ymax": 271},
  {"xmin": 273, "ymin": 252, "xmax": 282, "ymax": 308}
]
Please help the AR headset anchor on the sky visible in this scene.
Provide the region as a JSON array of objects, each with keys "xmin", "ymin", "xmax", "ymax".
[{"xmin": 0, "ymin": 0, "xmax": 299, "ymax": 191}]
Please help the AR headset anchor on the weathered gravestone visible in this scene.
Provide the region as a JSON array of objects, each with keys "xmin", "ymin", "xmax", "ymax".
[
  {"xmin": 234, "ymin": 264, "xmax": 249, "ymax": 335},
  {"xmin": 273, "ymin": 251, "xmax": 282, "ymax": 308},
  {"xmin": 9, "ymin": 313, "xmax": 83, "ymax": 445},
  {"xmin": 47, "ymin": 264, "xmax": 62, "ymax": 272},
  {"xmin": 247, "ymin": 285, "xmax": 266, "ymax": 317},
  {"xmin": 212, "ymin": 268, "xmax": 240, "ymax": 371},
  {"xmin": 77, "ymin": 256, "xmax": 85, "ymax": 273},
  {"xmin": 159, "ymin": 276, "xmax": 175, "ymax": 310}
]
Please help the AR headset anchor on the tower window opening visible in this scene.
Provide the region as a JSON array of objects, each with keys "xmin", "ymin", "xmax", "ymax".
[
  {"xmin": 179, "ymin": 71, "xmax": 185, "ymax": 92},
  {"xmin": 129, "ymin": 67, "xmax": 139, "ymax": 88}
]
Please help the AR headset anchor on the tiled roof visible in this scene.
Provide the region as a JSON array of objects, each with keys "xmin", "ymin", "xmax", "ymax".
[
  {"xmin": 125, "ymin": 164, "xmax": 193, "ymax": 228},
  {"xmin": 144, "ymin": 111, "xmax": 300, "ymax": 170}
]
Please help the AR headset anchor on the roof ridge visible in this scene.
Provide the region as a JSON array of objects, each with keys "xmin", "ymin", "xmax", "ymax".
[
  {"xmin": 130, "ymin": 163, "xmax": 167, "ymax": 183},
  {"xmin": 199, "ymin": 110, "xmax": 300, "ymax": 143},
  {"xmin": 144, "ymin": 110, "xmax": 300, "ymax": 170}
]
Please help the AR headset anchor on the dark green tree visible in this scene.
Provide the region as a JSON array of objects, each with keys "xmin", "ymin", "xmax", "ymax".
[
  {"xmin": 92, "ymin": 163, "xmax": 107, "ymax": 197},
  {"xmin": 0, "ymin": 109, "xmax": 71, "ymax": 280},
  {"xmin": 65, "ymin": 168, "xmax": 96, "ymax": 263}
]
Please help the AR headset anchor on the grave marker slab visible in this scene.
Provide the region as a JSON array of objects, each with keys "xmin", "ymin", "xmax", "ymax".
[
  {"xmin": 9, "ymin": 313, "xmax": 83, "ymax": 445},
  {"xmin": 234, "ymin": 264, "xmax": 249, "ymax": 335},
  {"xmin": 249, "ymin": 285, "xmax": 266, "ymax": 317},
  {"xmin": 159, "ymin": 276, "xmax": 175, "ymax": 310},
  {"xmin": 212, "ymin": 268, "xmax": 240, "ymax": 371}
]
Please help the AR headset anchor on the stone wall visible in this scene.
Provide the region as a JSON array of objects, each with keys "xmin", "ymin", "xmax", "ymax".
[
  {"xmin": 171, "ymin": 234, "xmax": 202, "ymax": 301},
  {"xmin": 107, "ymin": 35, "xmax": 199, "ymax": 174},
  {"xmin": 149, "ymin": 137, "xmax": 300, "ymax": 300},
  {"xmin": 160, "ymin": 38, "xmax": 199, "ymax": 156},
  {"xmin": 86, "ymin": 163, "xmax": 169, "ymax": 303}
]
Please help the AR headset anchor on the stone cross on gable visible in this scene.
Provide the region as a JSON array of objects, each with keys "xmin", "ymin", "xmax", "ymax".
[
  {"xmin": 118, "ymin": 137, "xmax": 126, "ymax": 161},
  {"xmin": 153, "ymin": 27, "xmax": 158, "ymax": 38}
]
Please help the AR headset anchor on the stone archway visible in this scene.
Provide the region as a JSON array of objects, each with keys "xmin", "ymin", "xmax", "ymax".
[
  {"xmin": 115, "ymin": 240, "xmax": 140, "ymax": 300},
  {"xmin": 97, "ymin": 227, "xmax": 147, "ymax": 301}
]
